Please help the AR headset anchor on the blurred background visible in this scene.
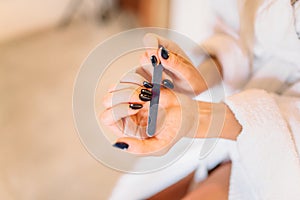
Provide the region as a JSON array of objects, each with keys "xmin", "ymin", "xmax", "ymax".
[{"xmin": 0, "ymin": 0, "xmax": 213, "ymax": 199}]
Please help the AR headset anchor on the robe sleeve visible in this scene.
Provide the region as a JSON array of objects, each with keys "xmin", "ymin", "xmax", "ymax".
[{"xmin": 224, "ymin": 89, "xmax": 300, "ymax": 199}]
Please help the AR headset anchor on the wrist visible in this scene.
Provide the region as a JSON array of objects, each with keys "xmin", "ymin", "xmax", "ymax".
[
  {"xmin": 222, "ymin": 104, "xmax": 242, "ymax": 140},
  {"xmin": 194, "ymin": 102, "xmax": 241, "ymax": 140}
]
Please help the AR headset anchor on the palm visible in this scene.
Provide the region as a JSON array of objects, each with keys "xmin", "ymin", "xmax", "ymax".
[
  {"xmin": 112, "ymin": 88, "xmax": 179, "ymax": 139},
  {"xmin": 119, "ymin": 104, "xmax": 182, "ymax": 154}
]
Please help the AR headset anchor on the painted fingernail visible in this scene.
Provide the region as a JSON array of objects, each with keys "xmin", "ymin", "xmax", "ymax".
[
  {"xmin": 141, "ymin": 89, "xmax": 152, "ymax": 96},
  {"xmin": 113, "ymin": 142, "xmax": 129, "ymax": 150},
  {"xmin": 150, "ymin": 55, "xmax": 157, "ymax": 67},
  {"xmin": 139, "ymin": 93, "xmax": 151, "ymax": 102},
  {"xmin": 129, "ymin": 103, "xmax": 143, "ymax": 110},
  {"xmin": 143, "ymin": 81, "xmax": 153, "ymax": 88},
  {"xmin": 161, "ymin": 47, "xmax": 169, "ymax": 59},
  {"xmin": 162, "ymin": 79, "xmax": 174, "ymax": 89}
]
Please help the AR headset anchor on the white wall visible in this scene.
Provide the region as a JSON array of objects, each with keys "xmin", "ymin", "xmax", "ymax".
[
  {"xmin": 169, "ymin": 0, "xmax": 215, "ymax": 43},
  {"xmin": 0, "ymin": 0, "xmax": 100, "ymax": 43}
]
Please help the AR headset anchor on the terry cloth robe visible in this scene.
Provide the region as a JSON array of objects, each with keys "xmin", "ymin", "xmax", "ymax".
[{"xmin": 109, "ymin": 0, "xmax": 300, "ymax": 199}]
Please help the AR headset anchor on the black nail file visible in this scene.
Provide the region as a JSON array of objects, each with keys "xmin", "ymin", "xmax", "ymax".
[{"xmin": 147, "ymin": 63, "xmax": 163, "ymax": 137}]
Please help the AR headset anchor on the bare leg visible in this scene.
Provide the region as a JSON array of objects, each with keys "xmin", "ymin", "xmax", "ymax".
[
  {"xmin": 148, "ymin": 162, "xmax": 231, "ymax": 200},
  {"xmin": 148, "ymin": 171, "xmax": 195, "ymax": 200},
  {"xmin": 183, "ymin": 162, "xmax": 231, "ymax": 200}
]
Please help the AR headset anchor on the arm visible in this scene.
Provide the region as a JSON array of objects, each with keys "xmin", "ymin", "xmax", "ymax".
[
  {"xmin": 194, "ymin": 101, "xmax": 241, "ymax": 140},
  {"xmin": 101, "ymin": 78, "xmax": 242, "ymax": 156}
]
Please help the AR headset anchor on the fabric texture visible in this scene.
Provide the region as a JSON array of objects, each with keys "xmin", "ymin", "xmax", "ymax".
[{"xmin": 225, "ymin": 90, "xmax": 300, "ymax": 199}]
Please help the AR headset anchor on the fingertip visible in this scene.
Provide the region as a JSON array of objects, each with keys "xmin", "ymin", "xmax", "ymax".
[
  {"xmin": 143, "ymin": 33, "xmax": 158, "ymax": 48},
  {"xmin": 158, "ymin": 47, "xmax": 173, "ymax": 69},
  {"xmin": 114, "ymin": 137, "xmax": 143, "ymax": 153},
  {"xmin": 107, "ymin": 84, "xmax": 115, "ymax": 93},
  {"xmin": 102, "ymin": 93, "xmax": 112, "ymax": 108},
  {"xmin": 162, "ymin": 79, "xmax": 174, "ymax": 89},
  {"xmin": 158, "ymin": 48, "xmax": 185, "ymax": 74},
  {"xmin": 160, "ymin": 46, "xmax": 169, "ymax": 60},
  {"xmin": 113, "ymin": 142, "xmax": 129, "ymax": 150},
  {"xmin": 100, "ymin": 104, "xmax": 141, "ymax": 126},
  {"xmin": 114, "ymin": 137, "xmax": 169, "ymax": 155}
]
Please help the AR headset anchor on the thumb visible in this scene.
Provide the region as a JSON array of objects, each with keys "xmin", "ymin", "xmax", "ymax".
[
  {"xmin": 143, "ymin": 33, "xmax": 159, "ymax": 49},
  {"xmin": 143, "ymin": 33, "xmax": 192, "ymax": 74},
  {"xmin": 158, "ymin": 46, "xmax": 195, "ymax": 79},
  {"xmin": 143, "ymin": 33, "xmax": 188, "ymax": 57},
  {"xmin": 112, "ymin": 136, "xmax": 172, "ymax": 156}
]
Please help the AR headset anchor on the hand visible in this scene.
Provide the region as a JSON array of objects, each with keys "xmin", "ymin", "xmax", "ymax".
[
  {"xmin": 100, "ymin": 73, "xmax": 241, "ymax": 156},
  {"xmin": 137, "ymin": 33, "xmax": 216, "ymax": 97},
  {"xmin": 100, "ymin": 72, "xmax": 199, "ymax": 155}
]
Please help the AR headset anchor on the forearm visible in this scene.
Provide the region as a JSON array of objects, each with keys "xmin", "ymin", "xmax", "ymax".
[
  {"xmin": 197, "ymin": 33, "xmax": 250, "ymax": 92},
  {"xmin": 195, "ymin": 56, "xmax": 223, "ymax": 92}
]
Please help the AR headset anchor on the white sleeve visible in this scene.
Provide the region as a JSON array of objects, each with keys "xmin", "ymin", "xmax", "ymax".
[
  {"xmin": 224, "ymin": 89, "xmax": 300, "ymax": 199},
  {"xmin": 201, "ymin": 33, "xmax": 250, "ymax": 91}
]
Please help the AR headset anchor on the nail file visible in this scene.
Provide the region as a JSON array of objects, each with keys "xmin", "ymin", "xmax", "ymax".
[{"xmin": 147, "ymin": 63, "xmax": 163, "ymax": 137}]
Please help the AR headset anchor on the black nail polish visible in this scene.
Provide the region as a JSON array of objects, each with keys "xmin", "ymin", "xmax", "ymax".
[
  {"xmin": 129, "ymin": 103, "xmax": 143, "ymax": 109},
  {"xmin": 113, "ymin": 142, "xmax": 129, "ymax": 150},
  {"xmin": 150, "ymin": 55, "xmax": 157, "ymax": 67},
  {"xmin": 139, "ymin": 93, "xmax": 151, "ymax": 102},
  {"xmin": 141, "ymin": 89, "xmax": 152, "ymax": 96},
  {"xmin": 143, "ymin": 81, "xmax": 153, "ymax": 88},
  {"xmin": 162, "ymin": 79, "xmax": 174, "ymax": 89},
  {"xmin": 161, "ymin": 47, "xmax": 169, "ymax": 59}
]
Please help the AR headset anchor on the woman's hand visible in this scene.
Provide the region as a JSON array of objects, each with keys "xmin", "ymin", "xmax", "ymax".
[
  {"xmin": 137, "ymin": 33, "xmax": 222, "ymax": 97},
  {"xmin": 100, "ymin": 72, "xmax": 199, "ymax": 155},
  {"xmin": 100, "ymin": 73, "xmax": 241, "ymax": 156}
]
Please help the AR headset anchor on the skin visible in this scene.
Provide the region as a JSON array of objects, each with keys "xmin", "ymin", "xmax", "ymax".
[
  {"xmin": 100, "ymin": 34, "xmax": 242, "ymax": 156},
  {"xmin": 148, "ymin": 162, "xmax": 232, "ymax": 200},
  {"xmin": 101, "ymin": 82, "xmax": 241, "ymax": 155},
  {"xmin": 182, "ymin": 162, "xmax": 231, "ymax": 200},
  {"xmin": 101, "ymin": 33, "xmax": 240, "ymax": 198}
]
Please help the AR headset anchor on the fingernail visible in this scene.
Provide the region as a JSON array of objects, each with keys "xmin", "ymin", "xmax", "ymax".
[
  {"xmin": 161, "ymin": 47, "xmax": 169, "ymax": 59},
  {"xmin": 129, "ymin": 103, "xmax": 143, "ymax": 109},
  {"xmin": 139, "ymin": 93, "xmax": 151, "ymax": 102},
  {"xmin": 150, "ymin": 55, "xmax": 157, "ymax": 67},
  {"xmin": 141, "ymin": 89, "xmax": 152, "ymax": 96},
  {"xmin": 162, "ymin": 79, "xmax": 174, "ymax": 89},
  {"xmin": 143, "ymin": 81, "xmax": 153, "ymax": 88},
  {"xmin": 113, "ymin": 142, "xmax": 129, "ymax": 150}
]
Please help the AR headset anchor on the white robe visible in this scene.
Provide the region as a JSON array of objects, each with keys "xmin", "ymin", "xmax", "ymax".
[{"xmin": 109, "ymin": 0, "xmax": 300, "ymax": 199}]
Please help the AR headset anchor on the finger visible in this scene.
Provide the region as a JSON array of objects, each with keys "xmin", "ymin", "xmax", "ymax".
[
  {"xmin": 143, "ymin": 33, "xmax": 189, "ymax": 58},
  {"xmin": 100, "ymin": 103, "xmax": 141, "ymax": 126},
  {"xmin": 108, "ymin": 82, "xmax": 139, "ymax": 93},
  {"xmin": 138, "ymin": 53, "xmax": 170, "ymax": 82},
  {"xmin": 135, "ymin": 64, "xmax": 152, "ymax": 82},
  {"xmin": 120, "ymin": 72, "xmax": 146, "ymax": 86},
  {"xmin": 103, "ymin": 114, "xmax": 148, "ymax": 139},
  {"xmin": 113, "ymin": 136, "xmax": 172, "ymax": 156},
  {"xmin": 123, "ymin": 116, "xmax": 148, "ymax": 139},
  {"xmin": 158, "ymin": 47, "xmax": 201, "ymax": 82},
  {"xmin": 161, "ymin": 79, "xmax": 174, "ymax": 89},
  {"xmin": 137, "ymin": 51, "xmax": 159, "ymax": 79},
  {"xmin": 105, "ymin": 119, "xmax": 125, "ymax": 137},
  {"xmin": 103, "ymin": 88, "xmax": 145, "ymax": 108},
  {"xmin": 112, "ymin": 109, "xmax": 181, "ymax": 155}
]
